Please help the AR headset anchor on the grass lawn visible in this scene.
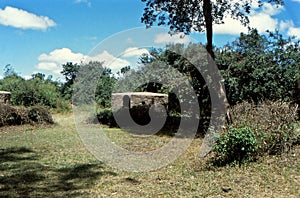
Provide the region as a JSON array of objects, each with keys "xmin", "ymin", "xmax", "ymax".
[{"xmin": 0, "ymin": 113, "xmax": 299, "ymax": 197}]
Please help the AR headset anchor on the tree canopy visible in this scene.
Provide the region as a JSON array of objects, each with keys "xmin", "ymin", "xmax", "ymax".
[
  {"xmin": 141, "ymin": 0, "xmax": 284, "ymax": 59},
  {"xmin": 216, "ymin": 29, "xmax": 300, "ymax": 104}
]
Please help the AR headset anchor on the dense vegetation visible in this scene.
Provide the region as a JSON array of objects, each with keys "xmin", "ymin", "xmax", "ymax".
[
  {"xmin": 217, "ymin": 29, "xmax": 300, "ymax": 105},
  {"xmin": 1, "ymin": 29, "xmax": 299, "ymax": 165}
]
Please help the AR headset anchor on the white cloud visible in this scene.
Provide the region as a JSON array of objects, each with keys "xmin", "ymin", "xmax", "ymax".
[
  {"xmin": 279, "ymin": 20, "xmax": 294, "ymax": 31},
  {"xmin": 36, "ymin": 48, "xmax": 134, "ymax": 75},
  {"xmin": 278, "ymin": 20, "xmax": 300, "ymax": 38},
  {"xmin": 249, "ymin": 13, "xmax": 279, "ymax": 33},
  {"xmin": 154, "ymin": 32, "xmax": 192, "ymax": 44},
  {"xmin": 214, "ymin": 17, "xmax": 248, "ymax": 35},
  {"xmin": 86, "ymin": 51, "xmax": 130, "ymax": 70},
  {"xmin": 23, "ymin": 75, "xmax": 33, "ymax": 80},
  {"xmin": 214, "ymin": 3, "xmax": 284, "ymax": 35},
  {"xmin": 36, "ymin": 48, "xmax": 86, "ymax": 74},
  {"xmin": 291, "ymin": 0, "xmax": 300, "ymax": 3},
  {"xmin": 260, "ymin": 2, "xmax": 284, "ymax": 15},
  {"xmin": 38, "ymin": 48, "xmax": 85, "ymax": 63},
  {"xmin": 122, "ymin": 47, "xmax": 150, "ymax": 58},
  {"xmin": 287, "ymin": 27, "xmax": 300, "ymax": 38},
  {"xmin": 74, "ymin": 0, "xmax": 92, "ymax": 8},
  {"xmin": 0, "ymin": 6, "xmax": 56, "ymax": 30},
  {"xmin": 36, "ymin": 62, "xmax": 61, "ymax": 74}
]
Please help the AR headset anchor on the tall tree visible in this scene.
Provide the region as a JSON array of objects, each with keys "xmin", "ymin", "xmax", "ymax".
[
  {"xmin": 141, "ymin": 0, "xmax": 283, "ymax": 59},
  {"xmin": 61, "ymin": 62, "xmax": 80, "ymax": 100},
  {"xmin": 141, "ymin": 0, "xmax": 284, "ymax": 124}
]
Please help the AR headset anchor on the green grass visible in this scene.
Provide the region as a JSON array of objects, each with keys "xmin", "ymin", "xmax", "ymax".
[{"xmin": 0, "ymin": 113, "xmax": 299, "ymax": 197}]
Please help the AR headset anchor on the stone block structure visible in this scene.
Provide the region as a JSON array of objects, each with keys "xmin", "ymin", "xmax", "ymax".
[
  {"xmin": 111, "ymin": 92, "xmax": 168, "ymax": 111},
  {"xmin": 0, "ymin": 91, "xmax": 11, "ymax": 104}
]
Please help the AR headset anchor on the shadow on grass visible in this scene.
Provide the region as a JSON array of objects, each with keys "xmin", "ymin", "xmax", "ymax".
[{"xmin": 0, "ymin": 147, "xmax": 117, "ymax": 197}]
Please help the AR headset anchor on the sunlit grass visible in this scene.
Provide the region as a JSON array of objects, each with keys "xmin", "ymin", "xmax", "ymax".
[{"xmin": 0, "ymin": 113, "xmax": 299, "ymax": 197}]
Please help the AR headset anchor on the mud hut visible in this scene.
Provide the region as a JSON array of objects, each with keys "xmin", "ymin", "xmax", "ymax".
[{"xmin": 0, "ymin": 91, "xmax": 11, "ymax": 104}]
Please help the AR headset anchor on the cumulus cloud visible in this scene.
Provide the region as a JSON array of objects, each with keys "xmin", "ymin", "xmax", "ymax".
[
  {"xmin": 214, "ymin": 3, "xmax": 284, "ymax": 35},
  {"xmin": 86, "ymin": 51, "xmax": 130, "ymax": 70},
  {"xmin": 279, "ymin": 20, "xmax": 294, "ymax": 31},
  {"xmin": 38, "ymin": 48, "xmax": 85, "ymax": 63},
  {"xmin": 154, "ymin": 32, "xmax": 192, "ymax": 44},
  {"xmin": 278, "ymin": 20, "xmax": 300, "ymax": 38},
  {"xmin": 36, "ymin": 48, "xmax": 134, "ymax": 74},
  {"xmin": 23, "ymin": 75, "xmax": 33, "ymax": 80},
  {"xmin": 214, "ymin": 17, "xmax": 248, "ymax": 35},
  {"xmin": 36, "ymin": 48, "xmax": 86, "ymax": 74},
  {"xmin": 0, "ymin": 6, "xmax": 56, "ymax": 30},
  {"xmin": 287, "ymin": 27, "xmax": 300, "ymax": 38},
  {"xmin": 122, "ymin": 47, "xmax": 150, "ymax": 58}
]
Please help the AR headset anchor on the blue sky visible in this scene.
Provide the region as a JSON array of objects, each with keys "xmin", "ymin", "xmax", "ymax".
[{"xmin": 0, "ymin": 0, "xmax": 300, "ymax": 81}]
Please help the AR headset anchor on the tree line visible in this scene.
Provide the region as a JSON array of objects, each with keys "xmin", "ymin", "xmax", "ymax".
[{"xmin": 0, "ymin": 29, "xmax": 299, "ymax": 115}]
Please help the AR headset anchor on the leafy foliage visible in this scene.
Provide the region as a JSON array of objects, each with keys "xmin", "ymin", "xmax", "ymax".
[
  {"xmin": 230, "ymin": 101, "xmax": 299, "ymax": 155},
  {"xmin": 213, "ymin": 126, "xmax": 259, "ymax": 166},
  {"xmin": 0, "ymin": 66, "xmax": 70, "ymax": 112},
  {"xmin": 95, "ymin": 68, "xmax": 116, "ymax": 108},
  {"xmin": 141, "ymin": 0, "xmax": 283, "ymax": 34},
  {"xmin": 141, "ymin": 0, "xmax": 283, "ymax": 60},
  {"xmin": 212, "ymin": 100, "xmax": 298, "ymax": 165},
  {"xmin": 61, "ymin": 62, "xmax": 80, "ymax": 100},
  {"xmin": 72, "ymin": 61, "xmax": 116, "ymax": 108},
  {"xmin": 216, "ymin": 29, "xmax": 300, "ymax": 104},
  {"xmin": 0, "ymin": 75, "xmax": 67, "ymax": 109}
]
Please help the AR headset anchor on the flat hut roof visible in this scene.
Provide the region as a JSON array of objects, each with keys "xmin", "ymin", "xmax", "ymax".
[
  {"xmin": 112, "ymin": 92, "xmax": 167, "ymax": 97},
  {"xmin": 0, "ymin": 91, "xmax": 11, "ymax": 95}
]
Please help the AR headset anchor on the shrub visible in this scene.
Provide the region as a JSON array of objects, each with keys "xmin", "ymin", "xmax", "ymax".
[
  {"xmin": 95, "ymin": 108, "xmax": 116, "ymax": 126},
  {"xmin": 0, "ymin": 104, "xmax": 22, "ymax": 126},
  {"xmin": 213, "ymin": 126, "xmax": 259, "ymax": 166},
  {"xmin": 211, "ymin": 101, "xmax": 299, "ymax": 166},
  {"xmin": 27, "ymin": 106, "xmax": 54, "ymax": 124},
  {"xmin": 52, "ymin": 100, "xmax": 71, "ymax": 114},
  {"xmin": 0, "ymin": 75, "xmax": 71, "ymax": 111},
  {"xmin": 230, "ymin": 101, "xmax": 299, "ymax": 155},
  {"xmin": 0, "ymin": 104, "xmax": 54, "ymax": 127}
]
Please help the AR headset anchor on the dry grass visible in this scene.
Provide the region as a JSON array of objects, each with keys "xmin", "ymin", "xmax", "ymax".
[{"xmin": 0, "ymin": 113, "xmax": 299, "ymax": 197}]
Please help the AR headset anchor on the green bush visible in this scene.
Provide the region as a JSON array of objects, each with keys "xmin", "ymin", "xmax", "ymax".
[
  {"xmin": 213, "ymin": 126, "xmax": 259, "ymax": 166},
  {"xmin": 52, "ymin": 100, "xmax": 71, "ymax": 114},
  {"xmin": 216, "ymin": 30, "xmax": 300, "ymax": 105},
  {"xmin": 211, "ymin": 101, "xmax": 299, "ymax": 166},
  {"xmin": 0, "ymin": 75, "xmax": 70, "ymax": 111},
  {"xmin": 96, "ymin": 108, "xmax": 115, "ymax": 126},
  {"xmin": 230, "ymin": 101, "xmax": 299, "ymax": 155}
]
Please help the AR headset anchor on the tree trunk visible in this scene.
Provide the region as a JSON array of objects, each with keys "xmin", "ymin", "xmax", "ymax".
[
  {"xmin": 293, "ymin": 78, "xmax": 300, "ymax": 118},
  {"xmin": 203, "ymin": 0, "xmax": 214, "ymax": 60},
  {"xmin": 203, "ymin": 0, "xmax": 232, "ymax": 125}
]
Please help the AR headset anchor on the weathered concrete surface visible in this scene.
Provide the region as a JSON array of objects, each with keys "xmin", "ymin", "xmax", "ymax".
[
  {"xmin": 111, "ymin": 92, "xmax": 168, "ymax": 111},
  {"xmin": 0, "ymin": 91, "xmax": 11, "ymax": 104}
]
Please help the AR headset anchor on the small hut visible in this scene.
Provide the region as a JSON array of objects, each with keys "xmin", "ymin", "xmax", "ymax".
[{"xmin": 0, "ymin": 91, "xmax": 11, "ymax": 104}]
